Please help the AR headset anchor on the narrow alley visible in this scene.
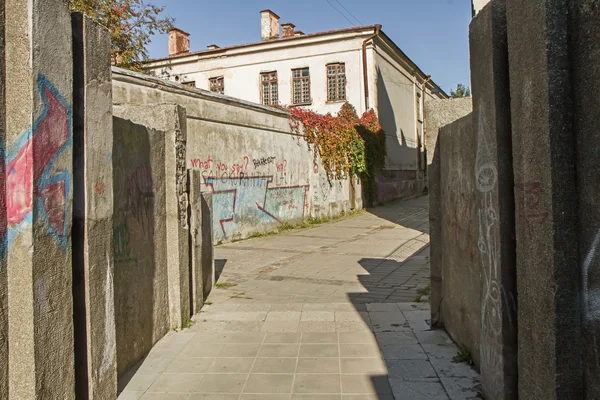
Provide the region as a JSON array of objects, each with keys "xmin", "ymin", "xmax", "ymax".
[{"xmin": 118, "ymin": 197, "xmax": 480, "ymax": 400}]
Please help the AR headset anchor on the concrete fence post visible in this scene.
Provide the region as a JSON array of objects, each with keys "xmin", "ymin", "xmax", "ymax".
[
  {"xmin": 189, "ymin": 169, "xmax": 204, "ymax": 313},
  {"xmin": 470, "ymin": 2, "xmax": 518, "ymax": 398},
  {"xmin": 72, "ymin": 13, "xmax": 117, "ymax": 399},
  {"xmin": 201, "ymin": 190, "xmax": 214, "ymax": 300},
  {"xmin": 5, "ymin": 0, "xmax": 75, "ymax": 397},
  {"xmin": 506, "ymin": 0, "xmax": 582, "ymax": 398}
]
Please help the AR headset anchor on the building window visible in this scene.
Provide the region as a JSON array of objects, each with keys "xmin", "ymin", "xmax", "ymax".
[
  {"xmin": 292, "ymin": 68, "xmax": 311, "ymax": 104},
  {"xmin": 209, "ymin": 76, "xmax": 224, "ymax": 94},
  {"xmin": 261, "ymin": 71, "xmax": 278, "ymax": 106},
  {"xmin": 182, "ymin": 81, "xmax": 196, "ymax": 88},
  {"xmin": 327, "ymin": 63, "xmax": 346, "ymax": 101}
]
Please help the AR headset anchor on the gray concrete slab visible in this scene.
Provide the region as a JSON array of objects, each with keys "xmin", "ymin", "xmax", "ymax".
[{"xmin": 119, "ymin": 197, "xmax": 480, "ymax": 399}]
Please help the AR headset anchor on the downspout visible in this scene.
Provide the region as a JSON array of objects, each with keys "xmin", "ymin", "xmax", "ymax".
[
  {"xmin": 419, "ymin": 75, "xmax": 432, "ymax": 179},
  {"xmin": 362, "ymin": 24, "xmax": 381, "ymax": 111}
]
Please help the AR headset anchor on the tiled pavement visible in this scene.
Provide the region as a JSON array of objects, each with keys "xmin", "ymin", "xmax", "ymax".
[{"xmin": 119, "ymin": 196, "xmax": 481, "ymax": 399}]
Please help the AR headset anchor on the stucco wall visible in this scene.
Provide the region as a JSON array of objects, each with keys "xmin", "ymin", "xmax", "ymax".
[{"xmin": 112, "ymin": 68, "xmax": 359, "ymax": 243}]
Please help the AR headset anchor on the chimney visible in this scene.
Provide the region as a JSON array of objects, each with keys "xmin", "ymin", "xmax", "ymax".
[
  {"xmin": 294, "ymin": 31, "xmax": 306, "ymax": 37},
  {"xmin": 207, "ymin": 44, "xmax": 220, "ymax": 50},
  {"xmin": 282, "ymin": 23, "xmax": 295, "ymax": 38},
  {"xmin": 260, "ymin": 10, "xmax": 280, "ymax": 41},
  {"xmin": 168, "ymin": 28, "xmax": 190, "ymax": 56}
]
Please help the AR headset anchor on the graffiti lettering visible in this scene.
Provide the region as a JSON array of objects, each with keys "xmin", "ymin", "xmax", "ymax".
[
  {"xmin": 253, "ymin": 156, "xmax": 275, "ymax": 168},
  {"xmin": 191, "ymin": 155, "xmax": 249, "ymax": 174},
  {"xmin": 6, "ymin": 75, "xmax": 72, "ymax": 249},
  {"xmin": 127, "ymin": 163, "xmax": 154, "ymax": 230},
  {"xmin": 190, "ymin": 156, "xmax": 213, "ymax": 170},
  {"xmin": 276, "ymin": 160, "xmax": 288, "ymax": 173},
  {"xmin": 95, "ymin": 182, "xmax": 105, "ymax": 196}
]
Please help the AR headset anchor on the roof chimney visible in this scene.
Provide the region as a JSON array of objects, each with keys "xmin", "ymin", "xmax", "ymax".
[
  {"xmin": 169, "ymin": 28, "xmax": 190, "ymax": 56},
  {"xmin": 207, "ymin": 44, "xmax": 220, "ymax": 50},
  {"xmin": 260, "ymin": 10, "xmax": 280, "ymax": 41},
  {"xmin": 294, "ymin": 31, "xmax": 306, "ymax": 37},
  {"xmin": 282, "ymin": 23, "xmax": 295, "ymax": 38}
]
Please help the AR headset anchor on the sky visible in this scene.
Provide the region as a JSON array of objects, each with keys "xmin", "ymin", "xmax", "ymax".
[{"xmin": 146, "ymin": 0, "xmax": 472, "ymax": 95}]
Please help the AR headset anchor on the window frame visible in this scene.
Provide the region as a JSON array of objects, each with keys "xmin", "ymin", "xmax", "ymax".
[
  {"xmin": 209, "ymin": 76, "xmax": 224, "ymax": 95},
  {"xmin": 326, "ymin": 62, "xmax": 347, "ymax": 102},
  {"xmin": 260, "ymin": 71, "xmax": 279, "ymax": 106},
  {"xmin": 291, "ymin": 67, "xmax": 312, "ymax": 105},
  {"xmin": 182, "ymin": 81, "xmax": 196, "ymax": 89}
]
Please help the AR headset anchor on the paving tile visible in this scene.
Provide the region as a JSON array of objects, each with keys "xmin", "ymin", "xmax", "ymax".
[
  {"xmin": 414, "ymin": 329, "xmax": 455, "ymax": 345},
  {"xmin": 262, "ymin": 321, "xmax": 300, "ymax": 332},
  {"xmin": 386, "ymin": 359, "xmax": 438, "ymax": 381},
  {"xmin": 258, "ymin": 344, "xmax": 300, "ymax": 357},
  {"xmin": 366, "ymin": 303, "xmax": 400, "ymax": 312},
  {"xmin": 147, "ymin": 373, "xmax": 203, "ymax": 393},
  {"xmin": 189, "ymin": 395, "xmax": 238, "ymax": 400},
  {"xmin": 339, "ymin": 343, "xmax": 381, "ymax": 358},
  {"xmin": 379, "ymin": 344, "xmax": 428, "ymax": 360},
  {"xmin": 188, "ymin": 333, "xmax": 231, "ymax": 344},
  {"xmin": 237, "ymin": 304, "xmax": 272, "ymax": 312},
  {"xmin": 389, "ymin": 380, "xmax": 449, "ymax": 400},
  {"xmin": 299, "ymin": 344, "xmax": 339, "ymax": 357},
  {"xmin": 264, "ymin": 332, "xmax": 302, "ymax": 343},
  {"xmin": 302, "ymin": 332, "xmax": 338, "ymax": 344},
  {"xmin": 140, "ymin": 393, "xmax": 191, "ymax": 400},
  {"xmin": 251, "ymin": 357, "xmax": 297, "ymax": 373},
  {"xmin": 269, "ymin": 303, "xmax": 304, "ymax": 311},
  {"xmin": 224, "ymin": 332, "xmax": 266, "ymax": 344},
  {"xmin": 243, "ymin": 374, "xmax": 294, "ymax": 394},
  {"xmin": 338, "ymin": 332, "xmax": 378, "ymax": 344},
  {"xmin": 335, "ymin": 312, "xmax": 369, "ymax": 322},
  {"xmin": 292, "ymin": 395, "xmax": 342, "ymax": 400},
  {"xmin": 265, "ymin": 311, "xmax": 302, "ymax": 322},
  {"xmin": 440, "ymin": 376, "xmax": 482, "ymax": 400},
  {"xmin": 117, "ymin": 392, "xmax": 144, "ymax": 400},
  {"xmin": 189, "ymin": 322, "xmax": 228, "ymax": 332},
  {"xmin": 134, "ymin": 357, "xmax": 174, "ymax": 374},
  {"xmin": 341, "ymin": 395, "xmax": 394, "ymax": 400},
  {"xmin": 335, "ymin": 321, "xmax": 371, "ymax": 332},
  {"xmin": 241, "ymin": 395, "xmax": 291, "ymax": 400},
  {"xmin": 294, "ymin": 374, "xmax": 342, "ymax": 394},
  {"xmin": 298, "ymin": 321, "xmax": 337, "ymax": 332},
  {"xmin": 193, "ymin": 374, "xmax": 248, "ymax": 393},
  {"xmin": 296, "ymin": 357, "xmax": 340, "ymax": 373},
  {"xmin": 341, "ymin": 374, "xmax": 392, "ymax": 394},
  {"xmin": 165, "ymin": 358, "xmax": 214, "ymax": 374},
  {"xmin": 207, "ymin": 358, "xmax": 255, "ymax": 373},
  {"xmin": 340, "ymin": 358, "xmax": 387, "ymax": 374},
  {"xmin": 301, "ymin": 311, "xmax": 335, "ymax": 321},
  {"xmin": 375, "ymin": 330, "xmax": 419, "ymax": 345},
  {"xmin": 120, "ymin": 372, "xmax": 160, "ymax": 392},
  {"xmin": 223, "ymin": 321, "xmax": 264, "ymax": 332},
  {"xmin": 217, "ymin": 343, "xmax": 261, "ymax": 358}
]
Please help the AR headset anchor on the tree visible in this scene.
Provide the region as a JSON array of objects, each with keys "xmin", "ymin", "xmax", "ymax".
[
  {"xmin": 450, "ymin": 83, "xmax": 471, "ymax": 98},
  {"xmin": 69, "ymin": 0, "xmax": 174, "ymax": 71}
]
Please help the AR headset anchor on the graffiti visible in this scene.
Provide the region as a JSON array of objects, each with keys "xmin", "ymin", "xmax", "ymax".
[
  {"xmin": 190, "ymin": 155, "xmax": 249, "ymax": 174},
  {"xmin": 276, "ymin": 159, "xmax": 287, "ymax": 173},
  {"xmin": 95, "ymin": 182, "xmax": 105, "ymax": 196},
  {"xmin": 113, "ymin": 223, "xmax": 132, "ymax": 261},
  {"xmin": 515, "ymin": 181, "xmax": 548, "ymax": 221},
  {"xmin": 127, "ymin": 163, "xmax": 154, "ymax": 230},
  {"xmin": 253, "ymin": 156, "xmax": 276, "ymax": 168},
  {"xmin": 6, "ymin": 75, "xmax": 72, "ymax": 249},
  {"xmin": 204, "ymin": 175, "xmax": 309, "ymax": 241}
]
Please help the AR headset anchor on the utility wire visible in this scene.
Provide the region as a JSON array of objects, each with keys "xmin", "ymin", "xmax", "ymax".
[
  {"xmin": 324, "ymin": 0, "xmax": 357, "ymax": 26},
  {"xmin": 332, "ymin": 0, "xmax": 363, "ymax": 25}
]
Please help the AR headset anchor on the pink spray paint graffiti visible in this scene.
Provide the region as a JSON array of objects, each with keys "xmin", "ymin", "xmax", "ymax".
[{"xmin": 5, "ymin": 76, "xmax": 72, "ymax": 249}]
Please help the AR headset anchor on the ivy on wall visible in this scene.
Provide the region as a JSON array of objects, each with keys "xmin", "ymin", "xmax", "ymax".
[{"xmin": 287, "ymin": 103, "xmax": 386, "ymax": 205}]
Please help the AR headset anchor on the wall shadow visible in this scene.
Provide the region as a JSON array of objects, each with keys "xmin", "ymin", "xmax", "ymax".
[
  {"xmin": 364, "ymin": 197, "xmax": 429, "ymax": 235},
  {"xmin": 113, "ymin": 117, "xmax": 165, "ymax": 392},
  {"xmin": 215, "ymin": 259, "xmax": 227, "ymax": 282}
]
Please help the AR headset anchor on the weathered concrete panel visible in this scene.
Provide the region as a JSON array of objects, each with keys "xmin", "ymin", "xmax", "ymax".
[
  {"xmin": 470, "ymin": 2, "xmax": 517, "ymax": 398},
  {"xmin": 5, "ymin": 0, "xmax": 75, "ymax": 397},
  {"xmin": 507, "ymin": 0, "xmax": 581, "ymax": 398},
  {"xmin": 113, "ymin": 104, "xmax": 190, "ymax": 329},
  {"xmin": 112, "ymin": 116, "xmax": 169, "ymax": 377},
  {"xmin": 112, "ymin": 69, "xmax": 358, "ymax": 243},
  {"xmin": 71, "ymin": 13, "xmax": 117, "ymax": 399},
  {"xmin": 201, "ymin": 191, "xmax": 214, "ymax": 300},
  {"xmin": 570, "ymin": 0, "xmax": 600, "ymax": 398},
  {"xmin": 438, "ymin": 113, "xmax": 481, "ymax": 366}
]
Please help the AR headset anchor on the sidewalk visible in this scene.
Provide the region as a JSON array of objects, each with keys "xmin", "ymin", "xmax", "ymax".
[{"xmin": 118, "ymin": 197, "xmax": 481, "ymax": 399}]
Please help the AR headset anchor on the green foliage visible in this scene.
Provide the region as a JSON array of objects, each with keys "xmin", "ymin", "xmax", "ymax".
[
  {"xmin": 450, "ymin": 83, "xmax": 471, "ymax": 98},
  {"xmin": 215, "ymin": 282, "xmax": 238, "ymax": 289},
  {"xmin": 69, "ymin": 0, "xmax": 174, "ymax": 71},
  {"xmin": 453, "ymin": 347, "xmax": 474, "ymax": 366}
]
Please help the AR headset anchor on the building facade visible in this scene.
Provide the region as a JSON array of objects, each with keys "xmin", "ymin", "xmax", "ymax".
[{"xmin": 144, "ymin": 10, "xmax": 447, "ymax": 202}]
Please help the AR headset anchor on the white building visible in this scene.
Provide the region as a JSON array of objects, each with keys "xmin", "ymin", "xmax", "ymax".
[{"xmin": 144, "ymin": 10, "xmax": 447, "ymax": 202}]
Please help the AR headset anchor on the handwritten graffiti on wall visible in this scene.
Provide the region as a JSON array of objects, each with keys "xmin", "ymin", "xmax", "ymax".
[
  {"xmin": 113, "ymin": 223, "xmax": 132, "ymax": 261},
  {"xmin": 5, "ymin": 75, "xmax": 72, "ymax": 249},
  {"xmin": 204, "ymin": 175, "xmax": 309, "ymax": 241},
  {"xmin": 190, "ymin": 155, "xmax": 249, "ymax": 174},
  {"xmin": 127, "ymin": 163, "xmax": 154, "ymax": 230},
  {"xmin": 253, "ymin": 157, "xmax": 275, "ymax": 168}
]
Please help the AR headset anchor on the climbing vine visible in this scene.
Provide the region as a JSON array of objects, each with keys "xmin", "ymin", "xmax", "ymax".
[{"xmin": 287, "ymin": 103, "xmax": 386, "ymax": 204}]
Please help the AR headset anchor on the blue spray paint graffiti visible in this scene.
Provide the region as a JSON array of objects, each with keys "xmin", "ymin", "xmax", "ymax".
[{"xmin": 204, "ymin": 175, "xmax": 309, "ymax": 241}]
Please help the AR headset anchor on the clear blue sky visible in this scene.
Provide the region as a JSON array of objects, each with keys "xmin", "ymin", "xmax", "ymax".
[{"xmin": 146, "ymin": 0, "xmax": 472, "ymax": 94}]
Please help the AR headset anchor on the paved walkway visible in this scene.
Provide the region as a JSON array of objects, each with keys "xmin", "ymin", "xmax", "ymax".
[{"xmin": 119, "ymin": 196, "xmax": 481, "ymax": 399}]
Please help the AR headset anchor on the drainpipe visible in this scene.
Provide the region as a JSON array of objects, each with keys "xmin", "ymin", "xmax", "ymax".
[
  {"xmin": 418, "ymin": 75, "xmax": 432, "ymax": 177},
  {"xmin": 362, "ymin": 24, "xmax": 382, "ymax": 111}
]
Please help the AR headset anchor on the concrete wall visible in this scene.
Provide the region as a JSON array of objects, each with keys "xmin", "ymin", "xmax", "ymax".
[
  {"xmin": 433, "ymin": 113, "xmax": 481, "ymax": 367},
  {"xmin": 0, "ymin": 0, "xmax": 6, "ymax": 397},
  {"xmin": 111, "ymin": 115, "xmax": 171, "ymax": 377},
  {"xmin": 424, "ymin": 97, "xmax": 473, "ymax": 168},
  {"xmin": 112, "ymin": 68, "xmax": 359, "ymax": 243}
]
